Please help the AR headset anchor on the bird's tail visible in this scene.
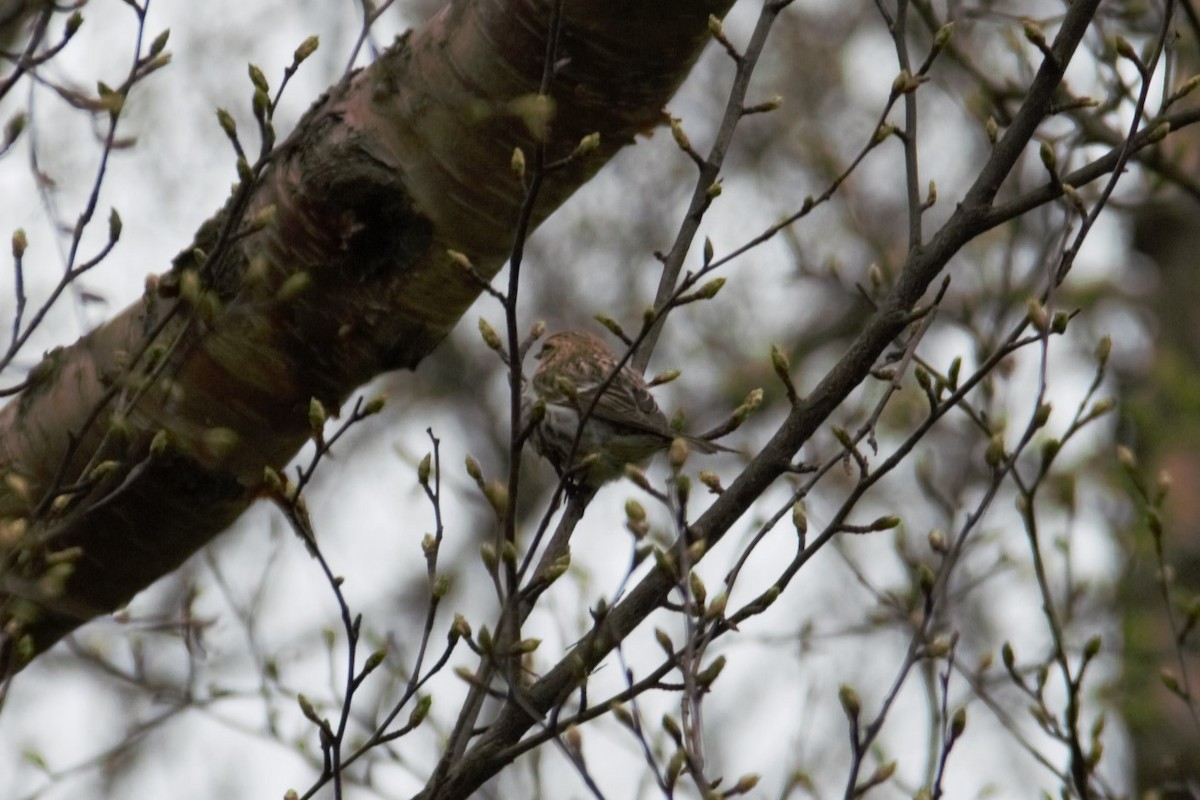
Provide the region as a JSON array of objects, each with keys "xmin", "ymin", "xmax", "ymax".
[{"xmin": 680, "ymin": 434, "xmax": 738, "ymax": 455}]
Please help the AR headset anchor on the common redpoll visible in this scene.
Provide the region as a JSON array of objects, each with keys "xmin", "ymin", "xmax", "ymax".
[{"xmin": 522, "ymin": 330, "xmax": 731, "ymax": 487}]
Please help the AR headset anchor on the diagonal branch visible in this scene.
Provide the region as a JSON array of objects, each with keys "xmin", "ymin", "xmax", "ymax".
[{"xmin": 417, "ymin": 2, "xmax": 1105, "ymax": 797}]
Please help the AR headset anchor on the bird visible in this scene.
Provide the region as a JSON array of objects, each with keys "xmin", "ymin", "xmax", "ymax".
[{"xmin": 522, "ymin": 330, "xmax": 732, "ymax": 488}]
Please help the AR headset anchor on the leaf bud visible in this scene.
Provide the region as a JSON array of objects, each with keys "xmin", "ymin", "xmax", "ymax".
[
  {"xmin": 293, "ymin": 35, "xmax": 319, "ymax": 65},
  {"xmin": 839, "ymin": 684, "xmax": 861, "ymax": 718}
]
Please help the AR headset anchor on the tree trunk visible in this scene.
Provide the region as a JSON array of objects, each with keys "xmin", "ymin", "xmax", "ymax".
[{"xmin": 0, "ymin": 0, "xmax": 734, "ymax": 675}]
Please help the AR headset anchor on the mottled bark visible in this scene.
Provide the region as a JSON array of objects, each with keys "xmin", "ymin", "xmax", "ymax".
[{"xmin": 0, "ymin": 0, "xmax": 734, "ymax": 675}]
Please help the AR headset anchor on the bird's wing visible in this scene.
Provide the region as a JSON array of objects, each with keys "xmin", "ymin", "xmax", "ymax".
[{"xmin": 576, "ymin": 371, "xmax": 670, "ymax": 434}]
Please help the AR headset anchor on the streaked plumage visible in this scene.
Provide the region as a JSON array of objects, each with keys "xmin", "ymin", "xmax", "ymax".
[{"xmin": 522, "ymin": 330, "xmax": 729, "ymax": 487}]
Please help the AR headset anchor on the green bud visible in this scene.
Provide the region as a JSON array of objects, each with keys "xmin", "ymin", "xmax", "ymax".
[
  {"xmin": 653, "ymin": 548, "xmax": 677, "ymax": 579},
  {"xmin": 485, "ymin": 479, "xmax": 508, "ymax": 516},
  {"xmin": 499, "ymin": 540, "xmax": 517, "ymax": 567},
  {"xmin": 667, "ymin": 748, "xmax": 686, "ymax": 785},
  {"xmin": 478, "ymin": 318, "xmax": 502, "ymax": 351},
  {"xmin": 933, "ymin": 22, "xmax": 955, "ymax": 49},
  {"xmin": 669, "ymin": 437, "xmax": 689, "ymax": 470},
  {"xmin": 1115, "ymin": 35, "xmax": 1137, "ymax": 61},
  {"xmin": 108, "ymin": 208, "xmax": 122, "ymax": 242},
  {"xmin": 694, "ymin": 277, "xmax": 725, "ymax": 300},
  {"xmin": 951, "ymin": 706, "xmax": 967, "ymax": 738},
  {"xmin": 542, "ymin": 552, "xmax": 571, "ymax": 583},
  {"xmin": 465, "ymin": 455, "xmax": 483, "ymax": 483},
  {"xmin": 87, "ymin": 460, "xmax": 119, "ymax": 481},
  {"xmin": 985, "ymin": 433, "xmax": 1006, "ymax": 468},
  {"xmin": 1039, "ymin": 141, "xmax": 1056, "ymax": 173},
  {"xmin": 363, "ymin": 648, "xmax": 387, "ymax": 673},
  {"xmin": 610, "ymin": 703, "xmax": 634, "ymax": 729},
  {"xmin": 252, "ymin": 88, "xmax": 270, "ymax": 119},
  {"xmin": 511, "ymin": 637, "xmax": 541, "ymax": 654},
  {"xmin": 736, "ymin": 387, "xmax": 764, "ymax": 420},
  {"xmin": 688, "ymin": 571, "xmax": 707, "ymax": 607},
  {"xmin": 731, "ymin": 774, "xmax": 761, "ymax": 794},
  {"xmin": 450, "ymin": 613, "xmax": 471, "ymax": 641},
  {"xmin": 409, "ymin": 694, "xmax": 432, "ymax": 727},
  {"xmin": 927, "ymin": 636, "xmax": 952, "ymax": 658},
  {"xmin": 308, "ymin": 397, "xmax": 327, "ymax": 434},
  {"xmin": 891, "ymin": 70, "xmax": 924, "ymax": 94},
  {"xmin": 149, "ymin": 29, "xmax": 170, "ymax": 56},
  {"xmin": 298, "ymin": 694, "xmax": 322, "ymax": 725},
  {"xmin": 696, "ymin": 654, "xmax": 726, "ymax": 686},
  {"xmin": 915, "ymin": 366, "xmax": 932, "ymax": 391},
  {"xmin": 293, "ymin": 35, "xmax": 319, "ymax": 65},
  {"xmin": 792, "ymin": 502, "xmax": 808, "ymax": 537},
  {"xmin": 1174, "ymin": 74, "xmax": 1200, "ymax": 102},
  {"xmin": 1040, "ymin": 438, "xmax": 1061, "ymax": 470},
  {"xmin": 1033, "ymin": 403, "xmax": 1052, "ymax": 428},
  {"xmin": 573, "ymin": 131, "xmax": 600, "ymax": 158},
  {"xmin": 248, "ymin": 63, "xmax": 269, "ymax": 93},
  {"xmin": 917, "ymin": 563, "xmax": 936, "ymax": 595},
  {"xmin": 703, "ymin": 592, "xmax": 727, "ymax": 622},
  {"xmin": 838, "ymin": 684, "xmax": 861, "ymax": 718},
  {"xmin": 1023, "ymin": 19, "xmax": 1046, "ymax": 47},
  {"xmin": 669, "ymin": 116, "xmax": 690, "ymax": 151},
  {"xmin": 1090, "ymin": 397, "xmax": 1116, "ymax": 418},
  {"xmin": 477, "ymin": 625, "xmax": 493, "ymax": 653},
  {"xmin": 869, "ymin": 761, "xmax": 897, "ymax": 785},
  {"xmin": 263, "ymin": 465, "xmax": 283, "ymax": 491},
  {"xmin": 1148, "ymin": 121, "xmax": 1173, "ymax": 145},
  {"xmin": 446, "ymin": 249, "xmax": 473, "ymax": 270},
  {"xmin": 1001, "ymin": 642, "xmax": 1016, "ymax": 671},
  {"xmin": 662, "ymin": 713, "xmax": 682, "ymax": 743},
  {"xmin": 624, "ymin": 464, "xmax": 652, "ymax": 491},
  {"xmin": 593, "ymin": 314, "xmax": 625, "ymax": 339},
  {"xmin": 928, "ymin": 529, "xmax": 947, "ymax": 553},
  {"xmin": 871, "ymin": 515, "xmax": 902, "ymax": 531},
  {"xmin": 1096, "ymin": 335, "xmax": 1112, "ymax": 368},
  {"xmin": 675, "ymin": 473, "xmax": 690, "ymax": 503},
  {"xmin": 480, "ymin": 542, "xmax": 498, "ymax": 572}
]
